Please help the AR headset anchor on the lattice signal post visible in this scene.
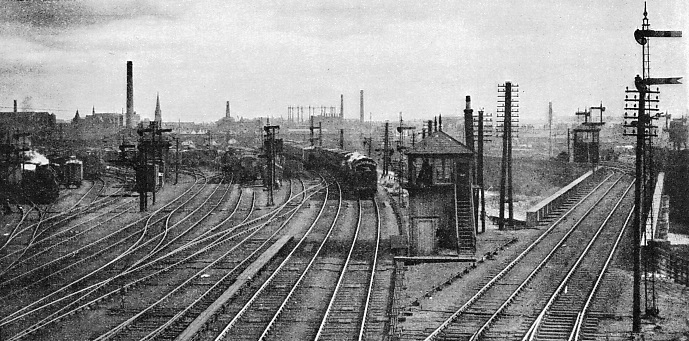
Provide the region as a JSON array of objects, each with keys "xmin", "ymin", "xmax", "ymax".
[
  {"xmin": 263, "ymin": 125, "xmax": 280, "ymax": 206},
  {"xmin": 626, "ymin": 3, "xmax": 682, "ymax": 334},
  {"xmin": 497, "ymin": 82, "xmax": 519, "ymax": 230},
  {"xmin": 136, "ymin": 122, "xmax": 172, "ymax": 211}
]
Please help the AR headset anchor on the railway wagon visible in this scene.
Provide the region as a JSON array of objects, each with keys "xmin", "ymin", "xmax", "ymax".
[
  {"xmin": 284, "ymin": 142, "xmax": 377, "ymax": 196},
  {"xmin": 63, "ymin": 158, "xmax": 84, "ymax": 188},
  {"xmin": 81, "ymin": 154, "xmax": 106, "ymax": 179},
  {"xmin": 220, "ymin": 147, "xmax": 262, "ymax": 184}
]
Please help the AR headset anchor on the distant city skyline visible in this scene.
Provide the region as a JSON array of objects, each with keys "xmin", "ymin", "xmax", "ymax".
[{"xmin": 0, "ymin": 0, "xmax": 686, "ymax": 124}]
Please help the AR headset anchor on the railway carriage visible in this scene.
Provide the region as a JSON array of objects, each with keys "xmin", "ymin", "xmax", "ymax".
[
  {"xmin": 283, "ymin": 142, "xmax": 378, "ymax": 196},
  {"xmin": 63, "ymin": 157, "xmax": 84, "ymax": 188}
]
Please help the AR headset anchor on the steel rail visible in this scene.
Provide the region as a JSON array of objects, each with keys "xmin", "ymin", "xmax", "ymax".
[
  {"xmin": 7, "ymin": 178, "xmax": 320, "ymax": 340},
  {"xmin": 521, "ymin": 180, "xmax": 635, "ymax": 341},
  {"xmin": 213, "ymin": 179, "xmax": 336, "ymax": 340},
  {"xmin": 257, "ymin": 181, "xmax": 345, "ymax": 340},
  {"xmin": 136, "ymin": 178, "xmax": 302, "ymax": 341},
  {"xmin": 0, "ymin": 171, "xmax": 205, "ymax": 326},
  {"xmin": 424, "ymin": 172, "xmax": 618, "ymax": 340},
  {"xmin": 467, "ymin": 175, "xmax": 630, "ymax": 341},
  {"xmin": 358, "ymin": 197, "xmax": 381, "ymax": 341},
  {"xmin": 568, "ymin": 207, "xmax": 635, "ymax": 341}
]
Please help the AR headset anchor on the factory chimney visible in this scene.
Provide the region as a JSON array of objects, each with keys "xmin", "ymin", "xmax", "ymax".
[
  {"xmin": 464, "ymin": 95, "xmax": 474, "ymax": 150},
  {"xmin": 154, "ymin": 93, "xmax": 162, "ymax": 124},
  {"xmin": 13, "ymin": 100, "xmax": 17, "ymax": 113},
  {"xmin": 359, "ymin": 90, "xmax": 364, "ymax": 123},
  {"xmin": 226, "ymin": 101, "xmax": 231, "ymax": 119},
  {"xmin": 340, "ymin": 94, "xmax": 344, "ymax": 119},
  {"xmin": 126, "ymin": 61, "xmax": 133, "ymax": 128}
]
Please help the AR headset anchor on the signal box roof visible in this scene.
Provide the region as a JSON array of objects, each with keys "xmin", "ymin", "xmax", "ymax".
[{"xmin": 407, "ymin": 131, "xmax": 474, "ymax": 156}]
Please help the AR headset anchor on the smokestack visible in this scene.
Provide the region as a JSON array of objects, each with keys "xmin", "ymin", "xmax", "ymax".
[
  {"xmin": 126, "ymin": 61, "xmax": 133, "ymax": 128},
  {"xmin": 464, "ymin": 95, "xmax": 474, "ymax": 150},
  {"xmin": 360, "ymin": 90, "xmax": 364, "ymax": 123},
  {"xmin": 13, "ymin": 100, "xmax": 17, "ymax": 113},
  {"xmin": 226, "ymin": 101, "xmax": 231, "ymax": 119},
  {"xmin": 340, "ymin": 94, "xmax": 344, "ymax": 119}
]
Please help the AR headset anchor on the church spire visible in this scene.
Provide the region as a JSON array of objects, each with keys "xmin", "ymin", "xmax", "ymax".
[{"xmin": 154, "ymin": 93, "xmax": 162, "ymax": 124}]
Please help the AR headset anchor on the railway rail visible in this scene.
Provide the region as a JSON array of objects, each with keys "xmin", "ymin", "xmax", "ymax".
[
  {"xmin": 210, "ymin": 179, "xmax": 339, "ymax": 341},
  {"xmin": 87, "ymin": 177, "xmax": 323, "ymax": 340},
  {"xmin": 0, "ymin": 170, "xmax": 211, "ymax": 339},
  {"xmin": 313, "ymin": 198, "xmax": 381, "ymax": 341},
  {"xmin": 0, "ymin": 174, "xmax": 129, "ymax": 275},
  {"xmin": 1, "ymin": 175, "xmax": 325, "ymax": 341},
  {"xmin": 422, "ymin": 172, "xmax": 634, "ymax": 341}
]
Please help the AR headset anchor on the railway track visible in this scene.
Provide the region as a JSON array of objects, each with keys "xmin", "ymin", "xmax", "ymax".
[
  {"xmin": 1, "ymin": 176, "xmax": 324, "ymax": 341},
  {"xmin": 0, "ymin": 171, "xmax": 212, "ymax": 339},
  {"xmin": 0, "ymin": 174, "xmax": 130, "ymax": 275},
  {"xmin": 85, "ymin": 177, "xmax": 323, "ymax": 340},
  {"xmin": 523, "ymin": 195, "xmax": 635, "ymax": 341},
  {"xmin": 208, "ymin": 179, "xmax": 340, "ymax": 341},
  {"xmin": 421, "ymin": 172, "xmax": 634, "ymax": 341},
  {"xmin": 100, "ymin": 179, "xmax": 314, "ymax": 340},
  {"xmin": 313, "ymin": 197, "xmax": 382, "ymax": 341}
]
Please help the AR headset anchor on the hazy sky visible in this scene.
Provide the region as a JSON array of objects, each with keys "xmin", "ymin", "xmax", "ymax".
[{"xmin": 0, "ymin": 0, "xmax": 686, "ymax": 123}]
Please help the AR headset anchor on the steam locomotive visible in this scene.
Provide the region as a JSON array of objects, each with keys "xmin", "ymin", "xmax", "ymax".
[
  {"xmin": 283, "ymin": 142, "xmax": 378, "ymax": 196},
  {"xmin": 0, "ymin": 164, "xmax": 60, "ymax": 204}
]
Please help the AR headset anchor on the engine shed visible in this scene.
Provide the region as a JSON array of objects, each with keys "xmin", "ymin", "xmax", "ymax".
[{"xmin": 404, "ymin": 130, "xmax": 476, "ymax": 256}]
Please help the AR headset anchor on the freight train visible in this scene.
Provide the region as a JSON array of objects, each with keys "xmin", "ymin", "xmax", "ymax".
[
  {"xmin": 219, "ymin": 146, "xmax": 283, "ymax": 186},
  {"xmin": 220, "ymin": 147, "xmax": 260, "ymax": 183},
  {"xmin": 283, "ymin": 142, "xmax": 378, "ymax": 196}
]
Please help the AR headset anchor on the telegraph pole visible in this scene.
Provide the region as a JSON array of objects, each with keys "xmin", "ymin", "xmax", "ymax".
[
  {"xmin": 175, "ymin": 137, "xmax": 179, "ymax": 185},
  {"xmin": 475, "ymin": 109, "xmax": 492, "ymax": 233},
  {"xmin": 498, "ymin": 82, "xmax": 519, "ymax": 229},
  {"xmin": 548, "ymin": 102, "xmax": 553, "ymax": 159},
  {"xmin": 624, "ymin": 3, "xmax": 682, "ymax": 334},
  {"xmin": 383, "ymin": 122, "xmax": 390, "ymax": 175}
]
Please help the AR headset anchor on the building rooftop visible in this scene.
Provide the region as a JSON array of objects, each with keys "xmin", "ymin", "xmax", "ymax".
[{"xmin": 407, "ymin": 130, "xmax": 473, "ymax": 155}]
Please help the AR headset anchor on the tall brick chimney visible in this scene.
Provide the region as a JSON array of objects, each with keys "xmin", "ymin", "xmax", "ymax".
[
  {"xmin": 13, "ymin": 100, "xmax": 17, "ymax": 113},
  {"xmin": 126, "ymin": 61, "xmax": 133, "ymax": 128},
  {"xmin": 359, "ymin": 90, "xmax": 364, "ymax": 123},
  {"xmin": 464, "ymin": 95, "xmax": 474, "ymax": 149}
]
